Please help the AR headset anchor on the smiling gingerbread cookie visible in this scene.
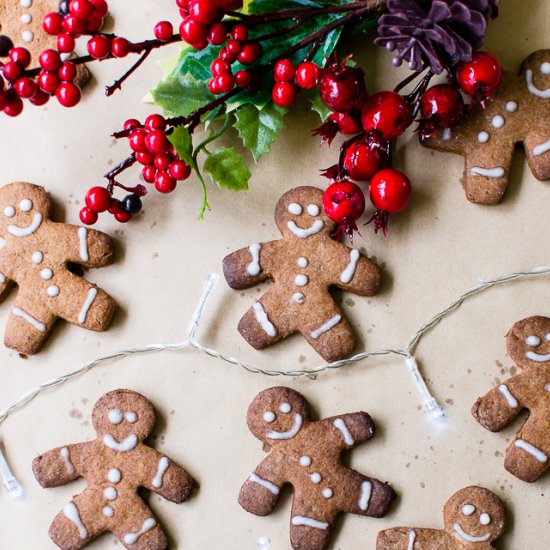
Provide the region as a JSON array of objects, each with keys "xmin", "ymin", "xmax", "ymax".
[
  {"xmin": 377, "ymin": 486, "xmax": 506, "ymax": 549},
  {"xmin": 422, "ymin": 50, "xmax": 550, "ymax": 204},
  {"xmin": 223, "ymin": 186, "xmax": 382, "ymax": 361},
  {"xmin": 239, "ymin": 387, "xmax": 396, "ymax": 550},
  {"xmin": 472, "ymin": 315, "xmax": 550, "ymax": 482},
  {"xmin": 0, "ymin": 181, "xmax": 116, "ymax": 355},
  {"xmin": 33, "ymin": 389, "xmax": 194, "ymax": 549}
]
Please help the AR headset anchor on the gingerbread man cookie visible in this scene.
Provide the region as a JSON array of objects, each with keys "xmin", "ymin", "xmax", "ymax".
[
  {"xmin": 0, "ymin": 182, "xmax": 116, "ymax": 355},
  {"xmin": 239, "ymin": 387, "xmax": 396, "ymax": 550},
  {"xmin": 422, "ymin": 50, "xmax": 550, "ymax": 204},
  {"xmin": 472, "ymin": 315, "xmax": 550, "ymax": 483},
  {"xmin": 33, "ymin": 389, "xmax": 194, "ymax": 550},
  {"xmin": 0, "ymin": 0, "xmax": 59, "ymax": 61},
  {"xmin": 223, "ymin": 186, "xmax": 381, "ymax": 361},
  {"xmin": 377, "ymin": 486, "xmax": 506, "ymax": 549}
]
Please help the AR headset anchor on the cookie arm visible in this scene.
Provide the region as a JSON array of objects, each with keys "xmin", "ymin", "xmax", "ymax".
[
  {"xmin": 51, "ymin": 224, "xmax": 114, "ymax": 268},
  {"xmin": 222, "ymin": 243, "xmax": 271, "ymax": 289},
  {"xmin": 239, "ymin": 456, "xmax": 285, "ymax": 516},
  {"xmin": 325, "ymin": 412, "xmax": 375, "ymax": 448},
  {"xmin": 471, "ymin": 375, "xmax": 524, "ymax": 432},
  {"xmin": 140, "ymin": 448, "xmax": 194, "ymax": 503},
  {"xmin": 331, "ymin": 248, "xmax": 382, "ymax": 296},
  {"xmin": 32, "ymin": 444, "xmax": 82, "ymax": 488}
]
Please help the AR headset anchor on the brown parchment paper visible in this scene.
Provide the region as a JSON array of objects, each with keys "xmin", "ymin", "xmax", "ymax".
[{"xmin": 0, "ymin": 0, "xmax": 548, "ymax": 548}]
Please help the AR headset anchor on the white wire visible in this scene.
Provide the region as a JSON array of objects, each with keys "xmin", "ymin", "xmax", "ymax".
[{"xmin": 1, "ymin": 265, "xmax": 549, "ymax": 428}]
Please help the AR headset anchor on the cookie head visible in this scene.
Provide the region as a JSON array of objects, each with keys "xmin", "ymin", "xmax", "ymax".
[
  {"xmin": 92, "ymin": 389, "xmax": 156, "ymax": 444},
  {"xmin": 506, "ymin": 315, "xmax": 550, "ymax": 369},
  {"xmin": 522, "ymin": 49, "xmax": 550, "ymax": 99},
  {"xmin": 247, "ymin": 387, "xmax": 310, "ymax": 445},
  {"xmin": 0, "ymin": 182, "xmax": 51, "ymax": 239},
  {"xmin": 274, "ymin": 186, "xmax": 332, "ymax": 240},
  {"xmin": 444, "ymin": 486, "xmax": 506, "ymax": 545}
]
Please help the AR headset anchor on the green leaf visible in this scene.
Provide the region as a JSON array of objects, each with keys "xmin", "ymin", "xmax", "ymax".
[
  {"xmin": 234, "ymin": 103, "xmax": 287, "ymax": 162},
  {"xmin": 168, "ymin": 126, "xmax": 194, "ymax": 167},
  {"xmin": 151, "ymin": 72, "xmax": 212, "ymax": 118},
  {"xmin": 309, "ymin": 90, "xmax": 332, "ymax": 121},
  {"xmin": 203, "ymin": 147, "xmax": 251, "ymax": 191}
]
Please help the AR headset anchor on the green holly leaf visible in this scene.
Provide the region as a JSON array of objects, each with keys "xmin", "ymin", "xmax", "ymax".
[
  {"xmin": 168, "ymin": 126, "xmax": 194, "ymax": 167},
  {"xmin": 309, "ymin": 90, "xmax": 332, "ymax": 122},
  {"xmin": 234, "ymin": 103, "xmax": 287, "ymax": 162},
  {"xmin": 151, "ymin": 72, "xmax": 213, "ymax": 118},
  {"xmin": 203, "ymin": 147, "xmax": 251, "ymax": 191}
]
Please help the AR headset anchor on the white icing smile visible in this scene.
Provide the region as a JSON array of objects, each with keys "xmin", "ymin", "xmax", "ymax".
[
  {"xmin": 265, "ymin": 413, "xmax": 303, "ymax": 440},
  {"xmin": 8, "ymin": 212, "xmax": 43, "ymax": 237},
  {"xmin": 287, "ymin": 219, "xmax": 324, "ymax": 238},
  {"xmin": 452, "ymin": 523, "xmax": 491, "ymax": 543},
  {"xmin": 103, "ymin": 433, "xmax": 138, "ymax": 452},
  {"xmin": 525, "ymin": 69, "xmax": 550, "ymax": 99},
  {"xmin": 525, "ymin": 350, "xmax": 550, "ymax": 362}
]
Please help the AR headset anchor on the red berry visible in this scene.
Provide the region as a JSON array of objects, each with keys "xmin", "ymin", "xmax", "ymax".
[
  {"xmin": 69, "ymin": 0, "xmax": 93, "ymax": 20},
  {"xmin": 322, "ymin": 180, "xmax": 365, "ymax": 240},
  {"xmin": 272, "ymin": 82, "xmax": 297, "ymax": 108},
  {"xmin": 418, "ymin": 84, "xmax": 464, "ymax": 139},
  {"xmin": 3, "ymin": 94, "xmax": 24, "ymax": 117},
  {"xmin": 226, "ymin": 39, "xmax": 241, "ymax": 56},
  {"xmin": 232, "ymin": 24, "xmax": 248, "ymax": 41},
  {"xmin": 319, "ymin": 63, "xmax": 366, "ymax": 113},
  {"xmin": 108, "ymin": 199, "xmax": 122, "ymax": 214},
  {"xmin": 188, "ymin": 0, "xmax": 220, "ymax": 25},
  {"xmin": 208, "ymin": 78, "xmax": 220, "ymax": 94},
  {"xmin": 219, "ymin": 46, "xmax": 235, "ymax": 63},
  {"xmin": 369, "ymin": 169, "xmax": 411, "ymax": 213},
  {"xmin": 43, "ymin": 12, "xmax": 63, "ymax": 35},
  {"xmin": 179, "ymin": 17, "xmax": 208, "ymax": 46},
  {"xmin": 211, "ymin": 58, "xmax": 230, "ymax": 76},
  {"xmin": 114, "ymin": 210, "xmax": 132, "ymax": 223},
  {"xmin": 214, "ymin": 72, "xmax": 234, "ymax": 93},
  {"xmin": 85, "ymin": 186, "xmax": 112, "ymax": 213},
  {"xmin": 456, "ymin": 51, "xmax": 502, "ymax": 106},
  {"xmin": 2, "ymin": 62, "xmax": 22, "ymax": 82},
  {"xmin": 89, "ymin": 0, "xmax": 108, "ymax": 18},
  {"xmin": 145, "ymin": 129, "xmax": 170, "ymax": 154},
  {"xmin": 154, "ymin": 153, "xmax": 171, "ymax": 171},
  {"xmin": 62, "ymin": 14, "xmax": 86, "ymax": 35},
  {"xmin": 361, "ymin": 91, "xmax": 411, "ymax": 141},
  {"xmin": 235, "ymin": 69, "xmax": 251, "ymax": 88},
  {"xmin": 111, "ymin": 37, "xmax": 130, "ymax": 58},
  {"xmin": 87, "ymin": 35, "xmax": 111, "ymax": 59},
  {"xmin": 169, "ymin": 160, "xmax": 191, "ymax": 180},
  {"xmin": 80, "ymin": 206, "xmax": 98, "ymax": 225},
  {"xmin": 176, "ymin": 0, "xmax": 190, "ymax": 8},
  {"xmin": 144, "ymin": 113, "xmax": 166, "ymax": 131},
  {"xmin": 329, "ymin": 112, "xmax": 362, "ymax": 135},
  {"xmin": 87, "ymin": 14, "xmax": 104, "ymax": 33},
  {"xmin": 29, "ymin": 89, "xmax": 50, "ymax": 106},
  {"xmin": 208, "ymin": 23, "xmax": 227, "ymax": 45},
  {"xmin": 38, "ymin": 71, "xmax": 60, "ymax": 93},
  {"xmin": 295, "ymin": 62, "xmax": 320, "ymax": 90},
  {"xmin": 154, "ymin": 21, "xmax": 174, "ymax": 42},
  {"xmin": 136, "ymin": 151, "xmax": 154, "ymax": 165},
  {"xmin": 237, "ymin": 42, "xmax": 260, "ymax": 65},
  {"xmin": 124, "ymin": 118, "xmax": 141, "ymax": 131},
  {"xmin": 142, "ymin": 165, "xmax": 157, "ymax": 183},
  {"xmin": 9, "ymin": 47, "xmax": 31, "ymax": 68},
  {"xmin": 56, "ymin": 82, "xmax": 81, "ymax": 107},
  {"xmin": 14, "ymin": 77, "xmax": 37, "ymax": 99},
  {"xmin": 57, "ymin": 32, "xmax": 76, "ymax": 53},
  {"xmin": 154, "ymin": 171, "xmax": 177, "ymax": 193},
  {"xmin": 129, "ymin": 129, "xmax": 148, "ymax": 152},
  {"xmin": 213, "ymin": 0, "xmax": 243, "ymax": 9},
  {"xmin": 343, "ymin": 142, "xmax": 383, "ymax": 181},
  {"xmin": 59, "ymin": 61, "xmax": 77, "ymax": 82},
  {"xmin": 39, "ymin": 49, "xmax": 62, "ymax": 71}
]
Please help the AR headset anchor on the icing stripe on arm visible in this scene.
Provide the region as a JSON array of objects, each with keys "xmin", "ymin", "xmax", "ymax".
[
  {"xmin": 78, "ymin": 228, "xmax": 89, "ymax": 262},
  {"xmin": 252, "ymin": 302, "xmax": 277, "ymax": 337},
  {"xmin": 333, "ymin": 418, "xmax": 354, "ymax": 445},
  {"xmin": 249, "ymin": 473, "xmax": 280, "ymax": 495},
  {"xmin": 470, "ymin": 167, "xmax": 505, "ymax": 178}
]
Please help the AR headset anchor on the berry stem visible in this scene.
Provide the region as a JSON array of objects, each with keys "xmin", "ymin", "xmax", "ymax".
[{"xmin": 105, "ymin": 50, "xmax": 151, "ymax": 96}]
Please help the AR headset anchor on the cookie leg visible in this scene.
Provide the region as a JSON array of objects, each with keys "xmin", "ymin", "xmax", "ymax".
[
  {"xmin": 377, "ymin": 527, "xmax": 450, "ymax": 549},
  {"xmin": 525, "ymin": 131, "xmax": 550, "ymax": 180},
  {"xmin": 336, "ymin": 470, "xmax": 396, "ymax": 518},
  {"xmin": 4, "ymin": 299, "xmax": 55, "ymax": 355},
  {"xmin": 301, "ymin": 303, "xmax": 355, "ymax": 362},
  {"xmin": 112, "ymin": 498, "xmax": 167, "ymax": 550},
  {"xmin": 52, "ymin": 274, "xmax": 116, "ymax": 332},
  {"xmin": 49, "ymin": 494, "xmax": 104, "ymax": 550},
  {"xmin": 504, "ymin": 423, "xmax": 549, "ymax": 482},
  {"xmin": 289, "ymin": 500, "xmax": 336, "ymax": 550}
]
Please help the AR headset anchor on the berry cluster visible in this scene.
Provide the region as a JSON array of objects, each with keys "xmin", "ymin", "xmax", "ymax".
[
  {"xmin": 80, "ymin": 114, "xmax": 191, "ymax": 225},
  {"xmin": 272, "ymin": 60, "xmax": 321, "ymax": 108}
]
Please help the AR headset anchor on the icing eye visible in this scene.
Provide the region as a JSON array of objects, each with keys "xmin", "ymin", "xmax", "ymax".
[
  {"xmin": 4, "ymin": 206, "xmax": 15, "ymax": 218},
  {"xmin": 19, "ymin": 199, "xmax": 33, "ymax": 212},
  {"xmin": 505, "ymin": 101, "xmax": 518, "ymax": 112},
  {"xmin": 288, "ymin": 203, "xmax": 302, "ymax": 215},
  {"xmin": 480, "ymin": 513, "xmax": 491, "ymax": 525},
  {"xmin": 462, "ymin": 504, "xmax": 476, "ymax": 516},
  {"xmin": 108, "ymin": 408, "xmax": 123, "ymax": 425},
  {"xmin": 541, "ymin": 62, "xmax": 550, "ymax": 75},
  {"xmin": 307, "ymin": 204, "xmax": 320, "ymax": 216},
  {"xmin": 279, "ymin": 402, "xmax": 292, "ymax": 413},
  {"xmin": 545, "ymin": 333, "xmax": 550, "ymax": 341},
  {"xmin": 525, "ymin": 335, "xmax": 541, "ymax": 346},
  {"xmin": 263, "ymin": 411, "xmax": 276, "ymax": 423},
  {"xmin": 124, "ymin": 411, "xmax": 137, "ymax": 423}
]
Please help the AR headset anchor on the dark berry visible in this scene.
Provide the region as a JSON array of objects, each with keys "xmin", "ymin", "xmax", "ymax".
[
  {"xmin": 0, "ymin": 35, "xmax": 14, "ymax": 57},
  {"xmin": 121, "ymin": 194, "xmax": 142, "ymax": 214},
  {"xmin": 59, "ymin": 0, "xmax": 70, "ymax": 16}
]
